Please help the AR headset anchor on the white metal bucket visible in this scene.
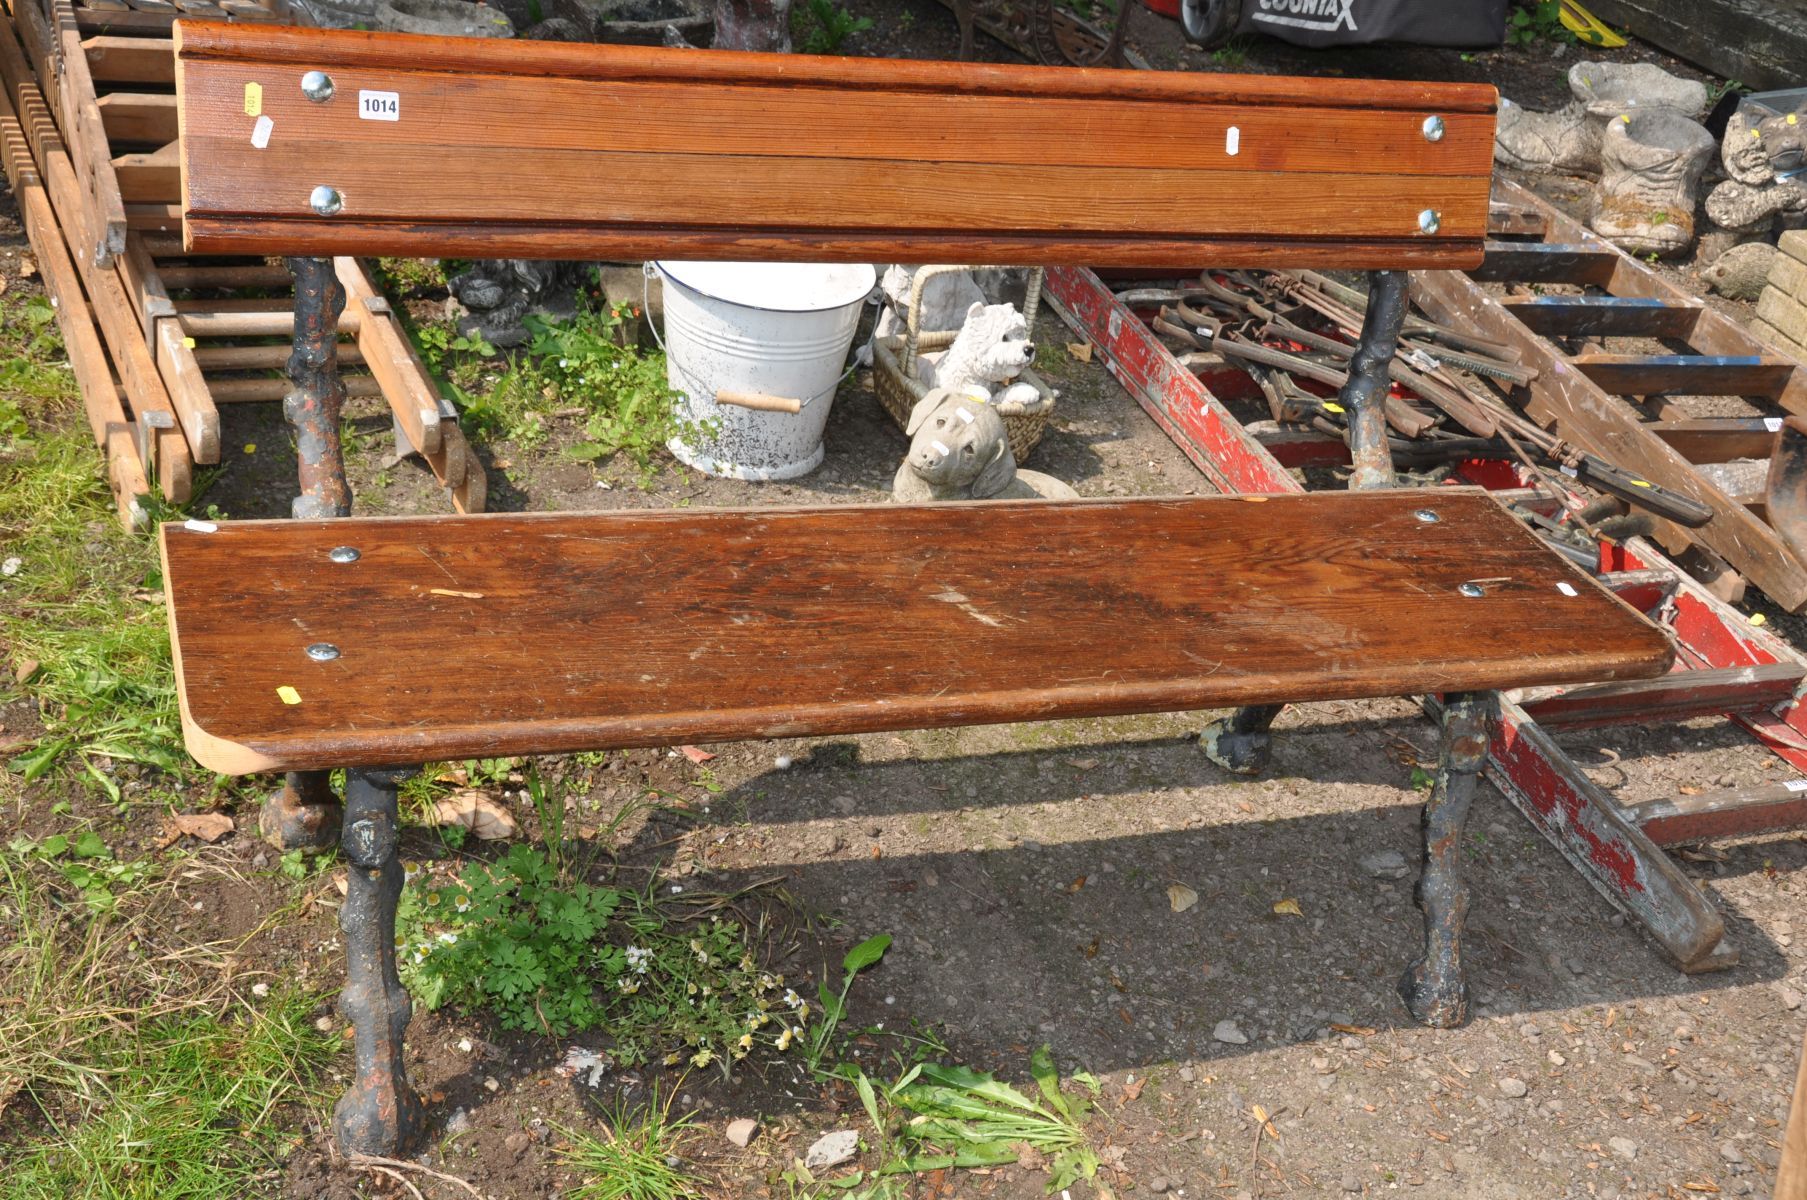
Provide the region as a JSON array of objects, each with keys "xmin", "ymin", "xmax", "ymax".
[{"xmin": 657, "ymin": 261, "xmax": 876, "ymax": 481}]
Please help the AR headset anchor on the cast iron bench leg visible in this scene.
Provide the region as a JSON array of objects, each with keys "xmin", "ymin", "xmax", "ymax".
[
  {"xmin": 1199, "ymin": 268, "xmax": 1408, "ymax": 776},
  {"xmin": 260, "ymin": 257, "xmax": 353, "ymax": 852},
  {"xmin": 262, "ymin": 770, "xmax": 343, "ymax": 852},
  {"xmin": 1399, "ymin": 690, "xmax": 1497, "ymax": 1028},
  {"xmin": 333, "ymin": 767, "xmax": 426, "ymax": 1157}
]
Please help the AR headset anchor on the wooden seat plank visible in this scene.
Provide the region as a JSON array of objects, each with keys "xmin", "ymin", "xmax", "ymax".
[
  {"xmin": 161, "ymin": 489, "xmax": 1672, "ymax": 775},
  {"xmin": 172, "ymin": 22, "xmax": 1497, "ymax": 268}
]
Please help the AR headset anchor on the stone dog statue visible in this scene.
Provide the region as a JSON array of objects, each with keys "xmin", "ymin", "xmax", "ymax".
[
  {"xmin": 915, "ymin": 301, "xmax": 1042, "ymax": 408},
  {"xmin": 892, "ymin": 388, "xmax": 1077, "ymax": 503}
]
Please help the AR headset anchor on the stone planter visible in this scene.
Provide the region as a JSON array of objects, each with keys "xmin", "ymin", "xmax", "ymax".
[{"xmin": 1496, "ymin": 60, "xmax": 1708, "ymax": 177}]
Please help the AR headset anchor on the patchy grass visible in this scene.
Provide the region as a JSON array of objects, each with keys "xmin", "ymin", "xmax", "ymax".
[
  {"xmin": 557, "ymin": 1087, "xmax": 703, "ymax": 1200},
  {"xmin": 0, "ymin": 293, "xmax": 194, "ymax": 793},
  {"xmin": 0, "ymin": 856, "xmax": 337, "ymax": 1198}
]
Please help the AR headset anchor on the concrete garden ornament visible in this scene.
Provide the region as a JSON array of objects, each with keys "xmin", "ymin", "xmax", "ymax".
[
  {"xmin": 914, "ymin": 301, "xmax": 1043, "ymax": 408},
  {"xmin": 892, "ymin": 387, "xmax": 1078, "ymax": 503},
  {"xmin": 1705, "ymin": 97, "xmax": 1807, "ymax": 247},
  {"xmin": 1592, "ymin": 109, "xmax": 1717, "ymax": 257},
  {"xmin": 1493, "ymin": 61, "xmax": 1708, "ymax": 176}
]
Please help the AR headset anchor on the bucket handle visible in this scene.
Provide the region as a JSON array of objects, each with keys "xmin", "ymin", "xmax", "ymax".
[{"xmin": 716, "ymin": 390, "xmax": 804, "ymax": 414}]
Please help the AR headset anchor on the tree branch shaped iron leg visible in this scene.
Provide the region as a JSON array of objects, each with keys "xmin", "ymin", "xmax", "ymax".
[
  {"xmin": 259, "ymin": 258, "xmax": 351, "ymax": 851},
  {"xmin": 1399, "ymin": 690, "xmax": 1497, "ymax": 1028},
  {"xmin": 260, "ymin": 770, "xmax": 342, "ymax": 852},
  {"xmin": 1341, "ymin": 268, "xmax": 1406, "ymax": 492},
  {"xmin": 1200, "ymin": 269, "xmax": 1409, "ymax": 774},
  {"xmin": 333, "ymin": 768, "xmax": 425, "ymax": 1157},
  {"xmin": 285, "ymin": 255, "xmax": 350, "ymax": 521}
]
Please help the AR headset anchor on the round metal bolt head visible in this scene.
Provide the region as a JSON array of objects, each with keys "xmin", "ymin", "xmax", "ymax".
[
  {"xmin": 328, "ymin": 545, "xmax": 361, "ymax": 563},
  {"xmin": 306, "ymin": 642, "xmax": 342, "ymax": 662},
  {"xmin": 1417, "ymin": 209, "xmax": 1442, "ymax": 236},
  {"xmin": 1414, "ymin": 509, "xmax": 1441, "ymax": 524},
  {"xmin": 1421, "ymin": 114, "xmax": 1446, "ymax": 142},
  {"xmin": 309, "ymin": 185, "xmax": 344, "ymax": 216},
  {"xmin": 301, "ymin": 70, "xmax": 334, "ymax": 102},
  {"xmin": 1458, "ymin": 582, "xmax": 1486, "ymax": 598}
]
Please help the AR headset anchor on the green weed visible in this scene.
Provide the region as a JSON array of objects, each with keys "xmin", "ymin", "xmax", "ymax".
[
  {"xmin": 804, "ymin": 933, "xmax": 890, "ymax": 1072},
  {"xmin": 6, "ymin": 829, "xmax": 152, "ymax": 913},
  {"xmin": 813, "ymin": 1048, "xmax": 1103, "ymax": 1194},
  {"xmin": 794, "ymin": 0, "xmax": 873, "ymax": 53},
  {"xmin": 400, "ymin": 846, "xmax": 808, "ymax": 1073},
  {"xmin": 1210, "ymin": 36, "xmax": 1253, "ymax": 67},
  {"xmin": 557, "ymin": 1086, "xmax": 701, "ymax": 1200},
  {"xmin": 1505, "ymin": 0, "xmax": 1574, "ymax": 45}
]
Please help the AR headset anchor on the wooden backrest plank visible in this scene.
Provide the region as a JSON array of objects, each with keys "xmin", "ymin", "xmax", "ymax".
[
  {"xmin": 161, "ymin": 490, "xmax": 1670, "ymax": 774},
  {"xmin": 173, "ymin": 21, "xmax": 1497, "ymax": 267}
]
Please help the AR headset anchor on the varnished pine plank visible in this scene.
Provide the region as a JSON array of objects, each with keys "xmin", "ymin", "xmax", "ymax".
[
  {"xmin": 160, "ymin": 490, "xmax": 1670, "ymax": 774},
  {"xmin": 84, "ymin": 33, "xmax": 174, "ymax": 82},
  {"xmin": 174, "ymin": 22, "xmax": 1495, "ymax": 266},
  {"xmin": 97, "ymin": 91, "xmax": 177, "ymax": 145}
]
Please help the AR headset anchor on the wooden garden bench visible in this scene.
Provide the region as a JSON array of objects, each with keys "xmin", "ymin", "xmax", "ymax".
[{"xmin": 163, "ymin": 21, "xmax": 1672, "ymax": 1157}]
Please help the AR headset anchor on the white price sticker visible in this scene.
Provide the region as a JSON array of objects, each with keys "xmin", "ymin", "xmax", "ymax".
[
  {"xmin": 358, "ymin": 90, "xmax": 400, "ymax": 121},
  {"xmin": 1768, "ymin": 417, "xmax": 1785, "ymax": 432},
  {"xmin": 1786, "ymin": 779, "xmax": 1807, "ymax": 793}
]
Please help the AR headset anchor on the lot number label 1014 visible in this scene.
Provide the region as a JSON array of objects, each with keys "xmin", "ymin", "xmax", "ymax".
[{"xmin": 359, "ymin": 90, "xmax": 400, "ymax": 121}]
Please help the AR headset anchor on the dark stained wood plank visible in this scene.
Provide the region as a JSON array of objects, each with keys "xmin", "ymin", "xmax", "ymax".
[
  {"xmin": 1574, "ymin": 354, "xmax": 1796, "ymax": 399},
  {"xmin": 160, "ymin": 490, "xmax": 1672, "ymax": 774},
  {"xmin": 173, "ymin": 22, "xmax": 1495, "ymax": 267},
  {"xmin": 1500, "ymin": 295, "xmax": 1702, "ymax": 340}
]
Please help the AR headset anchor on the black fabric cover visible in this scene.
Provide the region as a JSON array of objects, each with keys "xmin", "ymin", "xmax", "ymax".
[{"xmin": 1235, "ymin": 0, "xmax": 1508, "ymax": 47}]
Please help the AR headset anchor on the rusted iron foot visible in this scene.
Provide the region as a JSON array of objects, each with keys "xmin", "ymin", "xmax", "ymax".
[
  {"xmin": 285, "ymin": 256, "xmax": 351, "ymax": 521},
  {"xmin": 333, "ymin": 767, "xmax": 425, "ymax": 1158},
  {"xmin": 1200, "ymin": 703, "xmax": 1282, "ymax": 775},
  {"xmin": 260, "ymin": 770, "xmax": 342, "ymax": 852},
  {"xmin": 1341, "ymin": 269, "xmax": 1407, "ymax": 492},
  {"xmin": 1399, "ymin": 690, "xmax": 1496, "ymax": 1028}
]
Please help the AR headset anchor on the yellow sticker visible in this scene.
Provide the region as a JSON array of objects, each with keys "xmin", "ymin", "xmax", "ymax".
[
  {"xmin": 1620, "ymin": 113, "xmax": 1630, "ymax": 125},
  {"xmin": 182, "ymin": 336, "xmax": 196, "ymax": 349},
  {"xmin": 277, "ymin": 685, "xmax": 301, "ymax": 704},
  {"xmin": 1630, "ymin": 479, "xmax": 1651, "ymax": 487},
  {"xmin": 1754, "ymin": 129, "xmax": 1764, "ymax": 138},
  {"xmin": 1752, "ymin": 613, "xmax": 1769, "ymax": 627},
  {"xmin": 244, "ymin": 81, "xmax": 263, "ymax": 117},
  {"xmin": 1323, "ymin": 402, "xmax": 1345, "ymax": 413},
  {"xmin": 244, "ymin": 443, "xmax": 256, "ymax": 454}
]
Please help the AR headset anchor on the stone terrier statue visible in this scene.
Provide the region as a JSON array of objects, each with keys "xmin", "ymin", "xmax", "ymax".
[{"xmin": 892, "ymin": 388, "xmax": 1077, "ymax": 503}]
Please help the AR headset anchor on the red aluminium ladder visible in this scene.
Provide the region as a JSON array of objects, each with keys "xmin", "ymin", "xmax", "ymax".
[{"xmin": 1046, "ymin": 259, "xmax": 1807, "ymax": 974}]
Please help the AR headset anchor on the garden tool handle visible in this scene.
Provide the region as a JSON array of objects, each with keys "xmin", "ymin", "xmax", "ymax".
[{"xmin": 715, "ymin": 390, "xmax": 803, "ymax": 414}]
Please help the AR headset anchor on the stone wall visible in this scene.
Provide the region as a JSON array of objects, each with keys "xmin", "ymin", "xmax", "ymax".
[{"xmin": 1754, "ymin": 231, "xmax": 1807, "ymax": 361}]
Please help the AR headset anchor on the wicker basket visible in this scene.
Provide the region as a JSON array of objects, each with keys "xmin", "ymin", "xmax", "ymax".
[{"xmin": 871, "ymin": 264, "xmax": 1056, "ymax": 462}]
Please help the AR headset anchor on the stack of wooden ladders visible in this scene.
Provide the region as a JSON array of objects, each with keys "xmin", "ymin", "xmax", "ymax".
[
  {"xmin": 0, "ymin": 0, "xmax": 485, "ymax": 526},
  {"xmin": 158, "ymin": 22, "xmax": 1680, "ymax": 1160}
]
